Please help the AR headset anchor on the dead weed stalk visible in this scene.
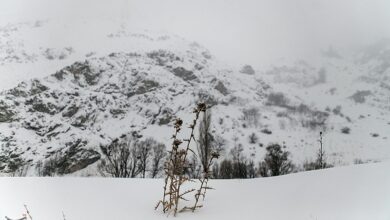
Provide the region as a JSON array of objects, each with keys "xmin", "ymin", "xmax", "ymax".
[{"xmin": 155, "ymin": 103, "xmax": 218, "ymax": 216}]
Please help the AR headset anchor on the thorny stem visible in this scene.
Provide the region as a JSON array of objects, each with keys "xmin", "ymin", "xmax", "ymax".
[
  {"xmin": 192, "ymin": 154, "xmax": 216, "ymax": 212},
  {"xmin": 156, "ymin": 103, "xmax": 207, "ymax": 217},
  {"xmin": 173, "ymin": 104, "xmax": 204, "ymax": 216},
  {"xmin": 24, "ymin": 205, "xmax": 32, "ymax": 220},
  {"xmin": 159, "ymin": 128, "xmax": 179, "ymax": 212}
]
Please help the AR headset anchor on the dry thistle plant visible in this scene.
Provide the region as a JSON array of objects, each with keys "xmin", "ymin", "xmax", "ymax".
[
  {"xmin": 6, "ymin": 205, "xmax": 32, "ymax": 220},
  {"xmin": 24, "ymin": 205, "xmax": 33, "ymax": 220},
  {"xmin": 155, "ymin": 103, "xmax": 219, "ymax": 216}
]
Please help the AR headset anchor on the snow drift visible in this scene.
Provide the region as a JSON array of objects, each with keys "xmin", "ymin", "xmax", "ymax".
[{"xmin": 0, "ymin": 161, "xmax": 389, "ymax": 220}]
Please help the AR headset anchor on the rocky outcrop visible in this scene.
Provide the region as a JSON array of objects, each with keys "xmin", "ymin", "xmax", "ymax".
[
  {"xmin": 0, "ymin": 101, "xmax": 14, "ymax": 122},
  {"xmin": 171, "ymin": 67, "xmax": 198, "ymax": 81}
]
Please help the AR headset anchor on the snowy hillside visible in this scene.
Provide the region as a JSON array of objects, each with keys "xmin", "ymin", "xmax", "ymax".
[
  {"xmin": 0, "ymin": 161, "xmax": 389, "ymax": 220},
  {"xmin": 0, "ymin": 18, "xmax": 389, "ymax": 176}
]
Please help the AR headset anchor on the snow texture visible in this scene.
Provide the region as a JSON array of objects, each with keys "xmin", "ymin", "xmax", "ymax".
[{"xmin": 0, "ymin": 162, "xmax": 389, "ymax": 220}]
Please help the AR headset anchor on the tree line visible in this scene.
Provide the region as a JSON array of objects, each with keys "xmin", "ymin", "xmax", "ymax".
[
  {"xmin": 37, "ymin": 107, "xmax": 330, "ymax": 178},
  {"xmin": 93, "ymin": 109, "xmax": 330, "ymax": 179}
]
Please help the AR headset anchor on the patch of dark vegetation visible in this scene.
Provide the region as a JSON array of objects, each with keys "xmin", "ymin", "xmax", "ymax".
[
  {"xmin": 41, "ymin": 139, "xmax": 101, "ymax": 176},
  {"xmin": 332, "ymin": 105, "xmax": 342, "ymax": 115},
  {"xmin": 25, "ymin": 97, "xmax": 58, "ymax": 115},
  {"xmin": 213, "ymin": 143, "xmax": 296, "ymax": 179},
  {"xmin": 29, "ymin": 80, "xmax": 49, "ymax": 95},
  {"xmin": 214, "ymin": 81, "xmax": 229, "ymax": 95},
  {"xmin": 23, "ymin": 118, "xmax": 44, "ymax": 132},
  {"xmin": 261, "ymin": 128, "xmax": 272, "ymax": 135},
  {"xmin": 147, "ymin": 50, "xmax": 181, "ymax": 66},
  {"xmin": 258, "ymin": 143, "xmax": 295, "ymax": 177},
  {"xmin": 353, "ymin": 158, "xmax": 365, "ymax": 164},
  {"xmin": 62, "ymin": 104, "xmax": 79, "ymax": 117},
  {"xmin": 32, "ymin": 102, "xmax": 57, "ymax": 115},
  {"xmin": 197, "ymin": 90, "xmax": 218, "ymax": 107},
  {"xmin": 341, "ymin": 126, "xmax": 351, "ymax": 134},
  {"xmin": 0, "ymin": 100, "xmax": 15, "ymax": 122},
  {"xmin": 109, "ymin": 108, "xmax": 126, "ymax": 117},
  {"xmin": 42, "ymin": 47, "xmax": 74, "ymax": 60},
  {"xmin": 266, "ymin": 92, "xmax": 289, "ymax": 107},
  {"xmin": 98, "ymin": 83, "xmax": 121, "ymax": 94},
  {"xmin": 0, "ymin": 142, "xmax": 28, "ymax": 176},
  {"xmin": 380, "ymin": 82, "xmax": 390, "ymax": 91},
  {"xmin": 134, "ymin": 80, "xmax": 159, "ymax": 95},
  {"xmin": 201, "ymin": 51, "xmax": 212, "ymax": 60},
  {"xmin": 171, "ymin": 67, "xmax": 198, "ymax": 81},
  {"xmin": 303, "ymin": 160, "xmax": 333, "ymax": 171},
  {"xmin": 279, "ymin": 103, "xmax": 329, "ymax": 130},
  {"xmin": 267, "ymin": 93, "xmax": 329, "ymax": 130},
  {"xmin": 240, "ymin": 65, "xmax": 255, "ymax": 75},
  {"xmin": 157, "ymin": 107, "xmax": 173, "ymax": 125},
  {"xmin": 71, "ymin": 111, "xmax": 95, "ymax": 128},
  {"xmin": 8, "ymin": 84, "xmax": 28, "ymax": 97},
  {"xmin": 242, "ymin": 107, "xmax": 260, "ymax": 127},
  {"xmin": 301, "ymin": 112, "xmax": 328, "ymax": 130},
  {"xmin": 54, "ymin": 61, "xmax": 100, "ymax": 85},
  {"xmin": 350, "ymin": 90, "xmax": 372, "ymax": 103},
  {"xmin": 248, "ymin": 133, "xmax": 258, "ymax": 144},
  {"xmin": 371, "ymin": 133, "xmax": 379, "ymax": 137},
  {"xmin": 315, "ymin": 67, "xmax": 327, "ymax": 84}
]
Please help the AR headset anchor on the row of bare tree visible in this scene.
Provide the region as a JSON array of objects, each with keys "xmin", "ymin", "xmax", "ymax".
[
  {"xmin": 98, "ymin": 108, "xmax": 223, "ymax": 179},
  {"xmin": 98, "ymin": 107, "xmax": 329, "ymax": 179},
  {"xmin": 98, "ymin": 137, "xmax": 166, "ymax": 178}
]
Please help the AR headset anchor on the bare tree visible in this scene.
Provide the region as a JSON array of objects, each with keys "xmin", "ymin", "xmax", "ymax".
[
  {"xmin": 211, "ymin": 163, "xmax": 219, "ymax": 179},
  {"xmin": 304, "ymin": 131, "xmax": 332, "ymax": 170},
  {"xmin": 213, "ymin": 135, "xmax": 226, "ymax": 156},
  {"xmin": 230, "ymin": 143, "xmax": 244, "ymax": 163},
  {"xmin": 260, "ymin": 143, "xmax": 294, "ymax": 177},
  {"xmin": 138, "ymin": 138, "xmax": 153, "ymax": 178},
  {"xmin": 230, "ymin": 143, "xmax": 247, "ymax": 178},
  {"xmin": 219, "ymin": 159, "xmax": 233, "ymax": 179},
  {"xmin": 247, "ymin": 160, "xmax": 256, "ymax": 178},
  {"xmin": 151, "ymin": 142, "xmax": 166, "ymax": 178},
  {"xmin": 98, "ymin": 136, "xmax": 141, "ymax": 178},
  {"xmin": 257, "ymin": 161, "xmax": 268, "ymax": 177},
  {"xmin": 197, "ymin": 109, "xmax": 213, "ymax": 173},
  {"xmin": 317, "ymin": 131, "xmax": 325, "ymax": 169},
  {"xmin": 187, "ymin": 154, "xmax": 201, "ymax": 179}
]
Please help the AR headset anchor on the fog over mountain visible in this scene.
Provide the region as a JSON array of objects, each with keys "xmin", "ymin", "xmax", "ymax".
[
  {"xmin": 0, "ymin": 2, "xmax": 390, "ymax": 220},
  {"xmin": 1, "ymin": 0, "xmax": 390, "ymax": 67}
]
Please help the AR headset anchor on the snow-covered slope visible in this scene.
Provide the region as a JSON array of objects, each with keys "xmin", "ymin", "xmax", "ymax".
[
  {"xmin": 0, "ymin": 161, "xmax": 389, "ymax": 220},
  {"xmin": 0, "ymin": 19, "xmax": 389, "ymax": 176}
]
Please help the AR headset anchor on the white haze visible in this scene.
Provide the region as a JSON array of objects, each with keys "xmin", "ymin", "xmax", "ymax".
[{"xmin": 0, "ymin": 0, "xmax": 390, "ymax": 68}]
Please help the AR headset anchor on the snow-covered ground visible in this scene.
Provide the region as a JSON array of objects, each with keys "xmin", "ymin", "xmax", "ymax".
[{"xmin": 1, "ymin": 162, "xmax": 389, "ymax": 220}]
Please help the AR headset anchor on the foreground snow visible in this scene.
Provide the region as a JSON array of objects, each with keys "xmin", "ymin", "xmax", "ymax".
[{"xmin": 0, "ymin": 162, "xmax": 389, "ymax": 220}]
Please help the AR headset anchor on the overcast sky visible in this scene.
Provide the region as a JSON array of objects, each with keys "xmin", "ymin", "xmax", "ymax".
[{"xmin": 1, "ymin": 0, "xmax": 390, "ymax": 66}]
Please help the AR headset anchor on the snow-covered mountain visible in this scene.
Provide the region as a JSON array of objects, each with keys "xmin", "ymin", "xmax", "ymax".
[{"xmin": 0, "ymin": 19, "xmax": 389, "ymax": 176}]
